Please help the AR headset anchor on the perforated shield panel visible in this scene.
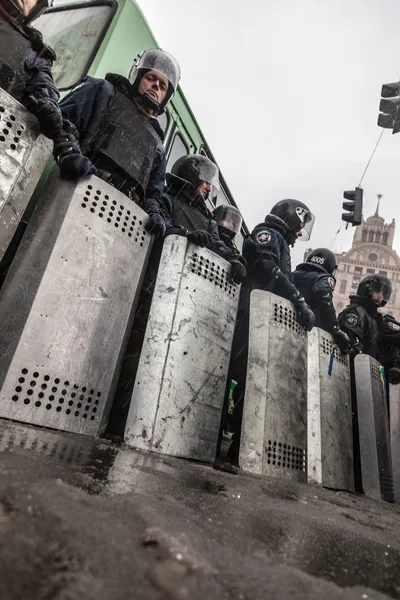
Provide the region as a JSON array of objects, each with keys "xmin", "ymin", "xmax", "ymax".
[
  {"xmin": 354, "ymin": 355, "xmax": 394, "ymax": 502},
  {"xmin": 239, "ymin": 290, "xmax": 307, "ymax": 481},
  {"xmin": 307, "ymin": 328, "xmax": 354, "ymax": 491},
  {"xmin": 0, "ymin": 173, "xmax": 152, "ymax": 436},
  {"xmin": 124, "ymin": 235, "xmax": 240, "ymax": 463},
  {"xmin": 0, "ymin": 88, "xmax": 52, "ymax": 260}
]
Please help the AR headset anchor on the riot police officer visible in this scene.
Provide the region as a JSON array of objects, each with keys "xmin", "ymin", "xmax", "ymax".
[
  {"xmin": 59, "ymin": 48, "xmax": 181, "ymax": 235},
  {"xmin": 212, "ymin": 204, "xmax": 247, "ymax": 275},
  {"xmin": 291, "ymin": 248, "xmax": 351, "ymax": 353},
  {"xmin": 338, "ymin": 274, "xmax": 392, "ymax": 358},
  {"xmin": 216, "ymin": 199, "xmax": 316, "ymax": 471},
  {"xmin": 107, "ymin": 154, "xmax": 242, "ymax": 437},
  {"xmin": 1, "ymin": 0, "xmax": 60, "ymax": 132},
  {"xmin": 378, "ymin": 314, "xmax": 400, "ymax": 384}
]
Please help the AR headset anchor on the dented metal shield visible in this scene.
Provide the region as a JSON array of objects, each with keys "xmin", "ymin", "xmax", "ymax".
[
  {"xmin": 354, "ymin": 354, "xmax": 394, "ymax": 502},
  {"xmin": 307, "ymin": 328, "xmax": 354, "ymax": 491},
  {"xmin": 124, "ymin": 235, "xmax": 240, "ymax": 463},
  {"xmin": 0, "ymin": 88, "xmax": 52, "ymax": 261},
  {"xmin": 239, "ymin": 290, "xmax": 308, "ymax": 481},
  {"xmin": 389, "ymin": 383, "xmax": 400, "ymax": 502},
  {"xmin": 0, "ymin": 172, "xmax": 152, "ymax": 436}
]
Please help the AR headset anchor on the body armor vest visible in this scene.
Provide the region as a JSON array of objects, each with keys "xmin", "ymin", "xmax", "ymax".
[
  {"xmin": 170, "ymin": 195, "xmax": 213, "ymax": 232},
  {"xmin": 90, "ymin": 89, "xmax": 160, "ymax": 198},
  {"xmin": 0, "ymin": 18, "xmax": 30, "ymax": 101}
]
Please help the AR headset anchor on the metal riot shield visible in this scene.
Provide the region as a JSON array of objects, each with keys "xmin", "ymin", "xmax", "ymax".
[
  {"xmin": 239, "ymin": 290, "xmax": 307, "ymax": 482},
  {"xmin": 0, "ymin": 88, "xmax": 52, "ymax": 261},
  {"xmin": 389, "ymin": 383, "xmax": 400, "ymax": 501},
  {"xmin": 354, "ymin": 354, "xmax": 394, "ymax": 502},
  {"xmin": 307, "ymin": 328, "xmax": 354, "ymax": 491},
  {"xmin": 0, "ymin": 172, "xmax": 152, "ymax": 436},
  {"xmin": 124, "ymin": 235, "xmax": 240, "ymax": 463}
]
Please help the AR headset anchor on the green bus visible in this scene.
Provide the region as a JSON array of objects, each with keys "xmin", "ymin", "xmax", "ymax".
[{"xmin": 35, "ymin": 0, "xmax": 248, "ymax": 245}]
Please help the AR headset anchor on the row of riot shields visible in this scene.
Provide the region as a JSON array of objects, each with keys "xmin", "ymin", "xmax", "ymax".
[
  {"xmin": 0, "ymin": 88, "xmax": 397, "ymax": 501},
  {"xmin": 239, "ymin": 291, "xmax": 396, "ymax": 502}
]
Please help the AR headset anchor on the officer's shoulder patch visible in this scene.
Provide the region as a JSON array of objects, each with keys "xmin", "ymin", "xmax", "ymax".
[
  {"xmin": 256, "ymin": 230, "xmax": 271, "ymax": 244},
  {"xmin": 327, "ymin": 277, "xmax": 335, "ymax": 289},
  {"xmin": 345, "ymin": 313, "xmax": 358, "ymax": 327},
  {"xmin": 389, "ymin": 321, "xmax": 400, "ymax": 331}
]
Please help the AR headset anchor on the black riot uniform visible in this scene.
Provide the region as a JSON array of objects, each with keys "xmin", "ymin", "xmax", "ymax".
[
  {"xmin": 59, "ymin": 48, "xmax": 180, "ymax": 232},
  {"xmin": 292, "ymin": 248, "xmax": 351, "ymax": 353},
  {"xmin": 216, "ymin": 199, "xmax": 316, "ymax": 471},
  {"xmin": 107, "ymin": 155, "xmax": 235, "ymax": 437},
  {"xmin": 338, "ymin": 274, "xmax": 392, "ymax": 358},
  {"xmin": 213, "ymin": 204, "xmax": 247, "ymax": 283},
  {"xmin": 378, "ymin": 314, "xmax": 400, "ymax": 384}
]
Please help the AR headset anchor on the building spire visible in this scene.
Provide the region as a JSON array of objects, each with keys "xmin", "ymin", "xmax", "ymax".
[{"xmin": 375, "ymin": 193, "xmax": 383, "ymax": 216}]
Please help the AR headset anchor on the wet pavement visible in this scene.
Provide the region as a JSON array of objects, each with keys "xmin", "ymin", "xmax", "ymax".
[{"xmin": 0, "ymin": 419, "xmax": 400, "ymax": 599}]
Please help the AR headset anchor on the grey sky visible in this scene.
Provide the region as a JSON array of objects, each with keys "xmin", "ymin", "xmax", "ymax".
[{"xmin": 139, "ymin": 0, "xmax": 400, "ymax": 266}]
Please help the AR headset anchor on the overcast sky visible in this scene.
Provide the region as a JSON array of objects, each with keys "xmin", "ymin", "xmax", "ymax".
[{"xmin": 139, "ymin": 0, "xmax": 400, "ymax": 266}]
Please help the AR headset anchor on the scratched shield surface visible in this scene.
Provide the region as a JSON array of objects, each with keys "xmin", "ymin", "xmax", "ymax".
[
  {"xmin": 0, "ymin": 172, "xmax": 152, "ymax": 436},
  {"xmin": 125, "ymin": 235, "xmax": 240, "ymax": 463},
  {"xmin": 0, "ymin": 88, "xmax": 52, "ymax": 261}
]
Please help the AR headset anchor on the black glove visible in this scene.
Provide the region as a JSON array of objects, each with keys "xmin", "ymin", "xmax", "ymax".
[
  {"xmin": 388, "ymin": 367, "xmax": 400, "ymax": 385},
  {"xmin": 332, "ymin": 327, "xmax": 351, "ymax": 355},
  {"xmin": 230, "ymin": 259, "xmax": 247, "ymax": 284},
  {"xmin": 186, "ymin": 229, "xmax": 213, "ymax": 248},
  {"xmin": 59, "ymin": 153, "xmax": 96, "ymax": 180},
  {"xmin": 24, "ymin": 96, "xmax": 63, "ymax": 138},
  {"xmin": 292, "ymin": 297, "xmax": 315, "ymax": 332},
  {"xmin": 144, "ymin": 213, "xmax": 166, "ymax": 237},
  {"xmin": 53, "ymin": 131, "xmax": 81, "ymax": 163}
]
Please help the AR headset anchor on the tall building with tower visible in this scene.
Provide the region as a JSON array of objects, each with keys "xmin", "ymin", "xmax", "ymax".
[{"xmin": 305, "ymin": 195, "xmax": 400, "ymax": 320}]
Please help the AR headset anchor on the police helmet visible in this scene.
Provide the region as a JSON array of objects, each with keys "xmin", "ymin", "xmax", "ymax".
[
  {"xmin": 2, "ymin": 0, "xmax": 53, "ymax": 23},
  {"xmin": 167, "ymin": 154, "xmax": 220, "ymax": 202},
  {"xmin": 213, "ymin": 205, "xmax": 242, "ymax": 240},
  {"xmin": 306, "ymin": 248, "xmax": 337, "ymax": 275},
  {"xmin": 128, "ymin": 49, "xmax": 180, "ymax": 115},
  {"xmin": 269, "ymin": 199, "xmax": 315, "ymax": 244},
  {"xmin": 357, "ymin": 274, "xmax": 392, "ymax": 307}
]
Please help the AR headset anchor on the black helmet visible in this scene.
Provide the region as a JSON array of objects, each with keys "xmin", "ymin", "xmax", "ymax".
[
  {"xmin": 306, "ymin": 248, "xmax": 337, "ymax": 275},
  {"xmin": 213, "ymin": 205, "xmax": 242, "ymax": 240},
  {"xmin": 167, "ymin": 154, "xmax": 220, "ymax": 202},
  {"xmin": 2, "ymin": 0, "xmax": 53, "ymax": 23},
  {"xmin": 269, "ymin": 199, "xmax": 315, "ymax": 245},
  {"xmin": 357, "ymin": 274, "xmax": 392, "ymax": 307},
  {"xmin": 128, "ymin": 49, "xmax": 180, "ymax": 115}
]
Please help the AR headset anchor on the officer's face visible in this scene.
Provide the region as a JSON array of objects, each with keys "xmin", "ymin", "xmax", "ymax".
[
  {"xmin": 372, "ymin": 290, "xmax": 384, "ymax": 305},
  {"xmin": 139, "ymin": 70, "xmax": 168, "ymax": 105},
  {"xmin": 197, "ymin": 181, "xmax": 211, "ymax": 199},
  {"xmin": 219, "ymin": 218, "xmax": 235, "ymax": 230}
]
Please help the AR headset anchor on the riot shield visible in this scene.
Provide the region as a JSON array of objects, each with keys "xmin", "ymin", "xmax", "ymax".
[
  {"xmin": 0, "ymin": 172, "xmax": 152, "ymax": 436},
  {"xmin": 239, "ymin": 290, "xmax": 307, "ymax": 481},
  {"xmin": 0, "ymin": 88, "xmax": 52, "ymax": 261},
  {"xmin": 307, "ymin": 328, "xmax": 354, "ymax": 491},
  {"xmin": 354, "ymin": 354, "xmax": 394, "ymax": 502},
  {"xmin": 389, "ymin": 383, "xmax": 400, "ymax": 501},
  {"xmin": 124, "ymin": 235, "xmax": 240, "ymax": 463}
]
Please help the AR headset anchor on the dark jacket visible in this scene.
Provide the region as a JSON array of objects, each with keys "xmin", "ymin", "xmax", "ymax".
[
  {"xmin": 0, "ymin": 16, "xmax": 59, "ymax": 109},
  {"xmin": 291, "ymin": 263, "xmax": 338, "ymax": 332},
  {"xmin": 59, "ymin": 74, "xmax": 166, "ymax": 202},
  {"xmin": 338, "ymin": 295, "xmax": 382, "ymax": 359},
  {"xmin": 240, "ymin": 215, "xmax": 301, "ymax": 311},
  {"xmin": 378, "ymin": 314, "xmax": 400, "ymax": 369}
]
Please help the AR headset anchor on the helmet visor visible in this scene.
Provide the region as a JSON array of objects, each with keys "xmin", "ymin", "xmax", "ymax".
[
  {"xmin": 134, "ymin": 49, "xmax": 180, "ymax": 92},
  {"xmin": 371, "ymin": 279, "xmax": 392, "ymax": 302},
  {"xmin": 214, "ymin": 205, "xmax": 242, "ymax": 235},
  {"xmin": 197, "ymin": 160, "xmax": 220, "ymax": 200},
  {"xmin": 297, "ymin": 211, "xmax": 315, "ymax": 241}
]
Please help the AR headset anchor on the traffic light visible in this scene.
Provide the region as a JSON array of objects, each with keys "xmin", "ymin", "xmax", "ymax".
[
  {"xmin": 378, "ymin": 81, "xmax": 400, "ymax": 134},
  {"xmin": 342, "ymin": 187, "xmax": 363, "ymax": 226}
]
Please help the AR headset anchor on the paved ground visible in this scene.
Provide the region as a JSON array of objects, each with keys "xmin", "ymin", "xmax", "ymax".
[{"xmin": 0, "ymin": 419, "xmax": 399, "ymax": 600}]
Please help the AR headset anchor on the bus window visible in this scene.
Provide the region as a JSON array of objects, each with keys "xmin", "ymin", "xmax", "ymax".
[
  {"xmin": 157, "ymin": 111, "xmax": 170, "ymax": 135},
  {"xmin": 167, "ymin": 132, "xmax": 189, "ymax": 170},
  {"xmin": 35, "ymin": 2, "xmax": 116, "ymax": 90}
]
